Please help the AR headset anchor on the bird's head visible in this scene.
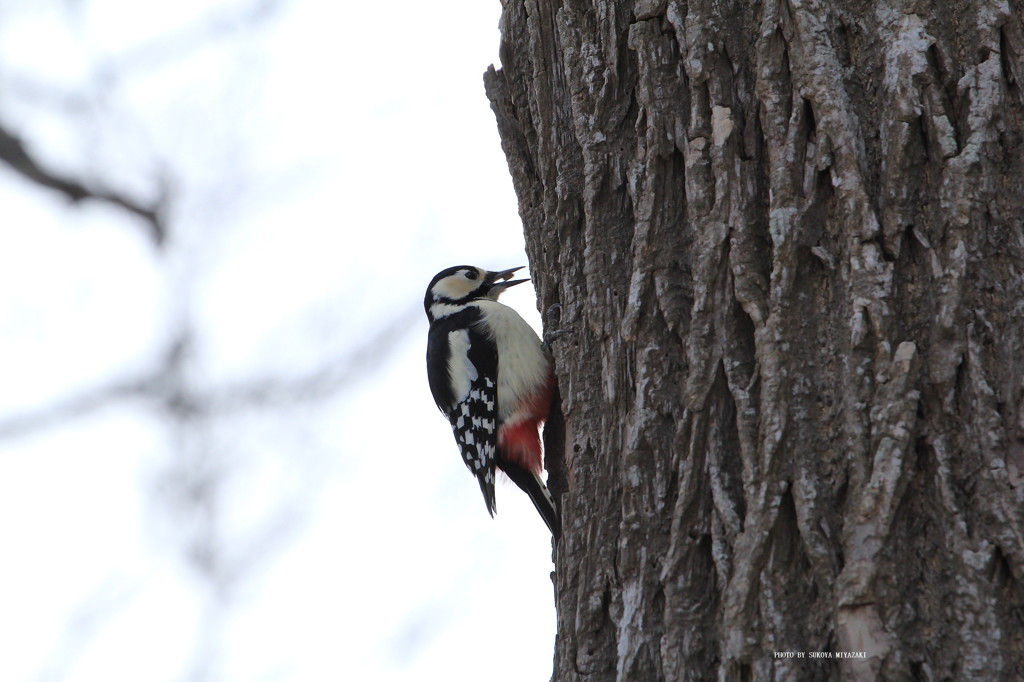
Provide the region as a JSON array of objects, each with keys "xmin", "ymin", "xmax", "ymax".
[{"xmin": 424, "ymin": 265, "xmax": 528, "ymax": 321}]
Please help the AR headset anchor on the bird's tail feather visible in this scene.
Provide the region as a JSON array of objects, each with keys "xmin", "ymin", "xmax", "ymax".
[
  {"xmin": 501, "ymin": 464, "xmax": 561, "ymax": 540},
  {"xmin": 477, "ymin": 463, "xmax": 497, "ymax": 517}
]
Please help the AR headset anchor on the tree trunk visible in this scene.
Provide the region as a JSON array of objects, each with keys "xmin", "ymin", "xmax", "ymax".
[{"xmin": 485, "ymin": 0, "xmax": 1024, "ymax": 680}]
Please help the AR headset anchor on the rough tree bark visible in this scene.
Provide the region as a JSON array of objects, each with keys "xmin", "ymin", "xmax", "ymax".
[{"xmin": 485, "ymin": 0, "xmax": 1024, "ymax": 680}]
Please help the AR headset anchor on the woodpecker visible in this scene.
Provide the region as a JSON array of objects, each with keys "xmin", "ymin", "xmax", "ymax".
[{"xmin": 424, "ymin": 265, "xmax": 560, "ymax": 539}]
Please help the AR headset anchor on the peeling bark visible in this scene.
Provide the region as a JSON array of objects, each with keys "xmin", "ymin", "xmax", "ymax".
[{"xmin": 486, "ymin": 0, "xmax": 1024, "ymax": 679}]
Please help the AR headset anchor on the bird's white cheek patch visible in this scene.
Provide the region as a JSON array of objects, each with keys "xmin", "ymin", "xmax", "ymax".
[{"xmin": 432, "ymin": 277, "xmax": 474, "ymax": 301}]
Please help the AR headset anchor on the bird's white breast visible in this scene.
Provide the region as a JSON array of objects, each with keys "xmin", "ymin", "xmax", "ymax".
[{"xmin": 471, "ymin": 300, "xmax": 550, "ymax": 421}]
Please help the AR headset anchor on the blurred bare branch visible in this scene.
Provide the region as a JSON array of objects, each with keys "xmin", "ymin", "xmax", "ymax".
[
  {"xmin": 0, "ymin": 306, "xmax": 421, "ymax": 440},
  {"xmin": 0, "ymin": 3, "xmax": 438, "ymax": 680},
  {"xmin": 34, "ymin": 577, "xmax": 141, "ymax": 682},
  {"xmin": 0, "ymin": 123, "xmax": 167, "ymax": 245}
]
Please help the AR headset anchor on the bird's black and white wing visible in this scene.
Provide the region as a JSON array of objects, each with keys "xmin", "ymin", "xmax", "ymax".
[{"xmin": 426, "ymin": 310, "xmax": 501, "ymax": 515}]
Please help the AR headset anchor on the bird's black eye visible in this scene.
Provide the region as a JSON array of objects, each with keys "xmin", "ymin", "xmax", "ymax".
[{"xmin": 465, "ymin": 270, "xmax": 479, "ymax": 280}]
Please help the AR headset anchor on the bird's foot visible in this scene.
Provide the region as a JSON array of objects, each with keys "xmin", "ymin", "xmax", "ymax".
[{"xmin": 543, "ymin": 304, "xmax": 572, "ymax": 350}]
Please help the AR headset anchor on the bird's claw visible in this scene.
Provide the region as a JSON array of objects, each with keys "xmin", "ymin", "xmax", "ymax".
[{"xmin": 543, "ymin": 304, "xmax": 572, "ymax": 349}]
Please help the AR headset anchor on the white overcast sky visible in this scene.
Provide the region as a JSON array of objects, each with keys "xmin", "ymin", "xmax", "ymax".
[{"xmin": 0, "ymin": 1, "xmax": 558, "ymax": 681}]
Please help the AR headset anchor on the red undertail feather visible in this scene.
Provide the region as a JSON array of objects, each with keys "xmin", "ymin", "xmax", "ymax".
[
  {"xmin": 498, "ymin": 418, "xmax": 544, "ymax": 474},
  {"xmin": 497, "ymin": 375, "xmax": 554, "ymax": 475}
]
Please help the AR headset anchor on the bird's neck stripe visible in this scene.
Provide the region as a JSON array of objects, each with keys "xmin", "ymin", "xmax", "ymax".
[{"xmin": 429, "ymin": 302, "xmax": 468, "ymax": 319}]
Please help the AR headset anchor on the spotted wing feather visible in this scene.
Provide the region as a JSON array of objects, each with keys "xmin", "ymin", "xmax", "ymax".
[
  {"xmin": 426, "ymin": 309, "xmax": 501, "ymax": 516},
  {"xmin": 450, "ymin": 373, "xmax": 499, "ymax": 515}
]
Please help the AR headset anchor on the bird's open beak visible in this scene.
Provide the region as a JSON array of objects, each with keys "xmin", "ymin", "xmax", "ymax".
[{"xmin": 485, "ymin": 266, "xmax": 529, "ymax": 298}]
